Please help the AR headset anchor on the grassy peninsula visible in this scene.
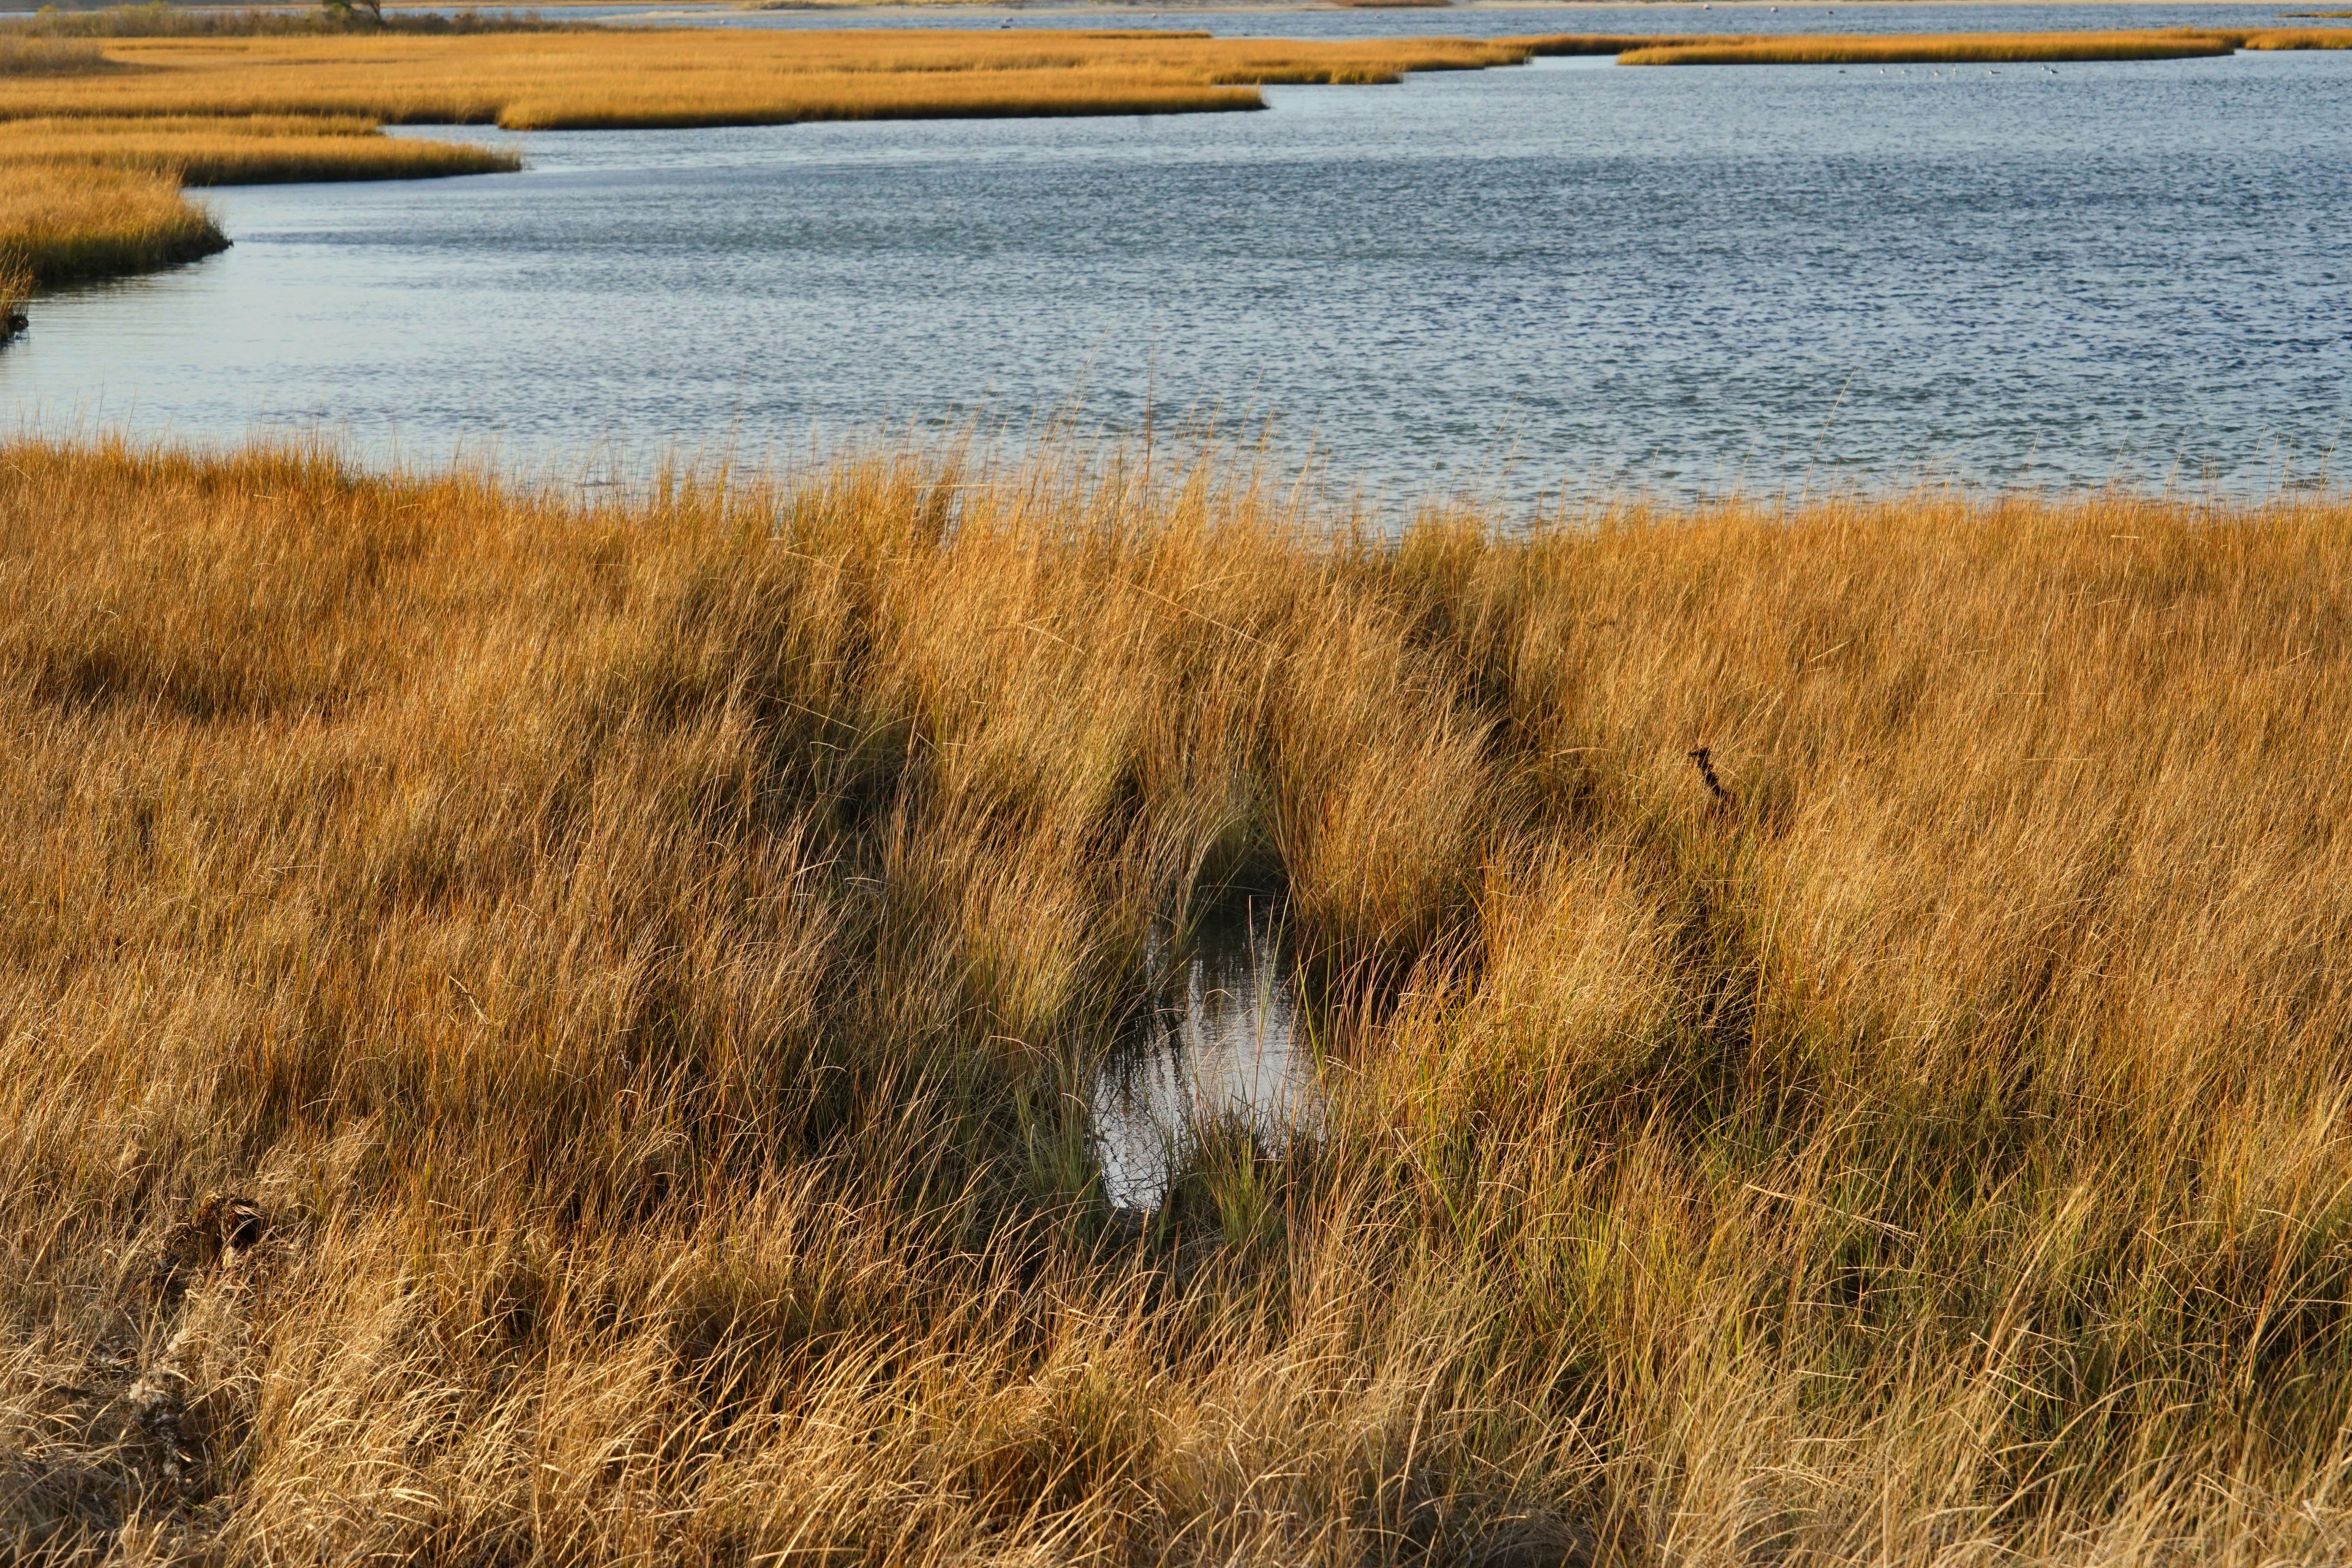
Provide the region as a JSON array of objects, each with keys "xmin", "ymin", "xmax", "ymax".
[
  {"xmin": 4, "ymin": 435, "xmax": 2352, "ymax": 1562},
  {"xmin": 0, "ymin": 162, "xmax": 232, "ymax": 288}
]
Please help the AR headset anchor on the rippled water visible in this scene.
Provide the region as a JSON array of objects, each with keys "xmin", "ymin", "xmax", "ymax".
[
  {"xmin": 4, "ymin": 4, "xmax": 2348, "ymax": 499},
  {"xmin": 1091, "ymin": 900, "xmax": 1315, "ymax": 1212}
]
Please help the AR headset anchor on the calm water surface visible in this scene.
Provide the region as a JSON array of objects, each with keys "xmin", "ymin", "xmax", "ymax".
[{"xmin": 5, "ymin": 4, "xmax": 2348, "ymax": 499}]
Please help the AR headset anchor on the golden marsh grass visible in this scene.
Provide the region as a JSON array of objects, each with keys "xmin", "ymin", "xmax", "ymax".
[
  {"xmin": 1615, "ymin": 26, "xmax": 2352, "ymax": 65},
  {"xmin": 4, "ymin": 433, "xmax": 2352, "ymax": 1561},
  {"xmin": 6, "ymin": 4, "xmax": 589, "ymax": 37},
  {"xmin": 0, "ymin": 118, "xmax": 508, "ymax": 285},
  {"xmin": 0, "ymin": 26, "xmax": 1561, "ymax": 291},
  {"xmin": 0, "ymin": 29, "xmax": 1559, "ymax": 129},
  {"xmin": 0, "ymin": 257, "xmax": 28, "ymax": 340},
  {"xmin": 0, "ymin": 114, "xmax": 520, "ymax": 184},
  {"xmin": 2230, "ymin": 25, "xmax": 2352, "ymax": 48},
  {"xmin": 0, "ymin": 162, "xmax": 226, "ymax": 286},
  {"xmin": 0, "ymin": 26, "xmax": 1549, "ymax": 290},
  {"xmin": 0, "ymin": 35, "xmax": 124, "ymax": 74},
  {"xmin": 15, "ymin": 19, "xmax": 2341, "ymax": 292}
]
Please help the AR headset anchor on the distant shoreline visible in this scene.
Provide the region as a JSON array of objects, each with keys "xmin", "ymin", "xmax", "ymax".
[
  {"xmin": 548, "ymin": 1, "xmax": 2352, "ymax": 11},
  {"xmin": 494, "ymin": 0, "xmax": 2352, "ymax": 17},
  {"xmin": 483, "ymin": 0, "xmax": 2352, "ymax": 12},
  {"xmin": 5, "ymin": 0, "xmax": 2333, "ymax": 13}
]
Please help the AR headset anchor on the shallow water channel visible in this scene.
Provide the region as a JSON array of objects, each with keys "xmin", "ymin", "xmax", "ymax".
[
  {"xmin": 1091, "ymin": 899, "xmax": 1319, "ymax": 1212},
  {"xmin": 5, "ymin": 2, "xmax": 2348, "ymax": 500}
]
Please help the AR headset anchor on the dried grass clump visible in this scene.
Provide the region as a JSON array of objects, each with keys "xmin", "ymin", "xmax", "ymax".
[{"xmin": 3, "ymin": 434, "xmax": 2352, "ymax": 1562}]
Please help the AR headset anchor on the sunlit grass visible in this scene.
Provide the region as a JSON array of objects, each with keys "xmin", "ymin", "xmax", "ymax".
[
  {"xmin": 0, "ymin": 256, "xmax": 28, "ymax": 341},
  {"xmin": 20, "ymin": 17, "xmax": 2341, "ymax": 293},
  {"xmin": 0, "ymin": 24, "xmax": 1562, "ymax": 290},
  {"xmin": 0, "ymin": 114, "xmax": 520, "ymax": 184},
  {"xmin": 0, "ymin": 29, "xmax": 1565, "ymax": 129},
  {"xmin": 4, "ymin": 3, "xmax": 586, "ymax": 37},
  {"xmin": 1618, "ymin": 29, "xmax": 2233, "ymax": 65},
  {"xmin": 2234, "ymin": 24, "xmax": 2352, "ymax": 47},
  {"xmin": 4, "ymin": 434, "xmax": 2352, "ymax": 1561},
  {"xmin": 1520, "ymin": 32, "xmax": 1742, "ymax": 56},
  {"xmin": 0, "ymin": 161, "xmax": 225, "ymax": 286},
  {"xmin": 7, "ymin": 36, "xmax": 2349, "ymax": 1556},
  {"xmin": 0, "ymin": 115, "xmax": 508, "ymax": 289},
  {"xmin": 1613, "ymin": 25, "xmax": 2352, "ymax": 64},
  {"xmin": 0, "ymin": 34, "xmax": 125, "ymax": 74}
]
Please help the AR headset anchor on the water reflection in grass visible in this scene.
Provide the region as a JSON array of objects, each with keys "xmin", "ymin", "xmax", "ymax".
[{"xmin": 1091, "ymin": 897, "xmax": 1321, "ymax": 1213}]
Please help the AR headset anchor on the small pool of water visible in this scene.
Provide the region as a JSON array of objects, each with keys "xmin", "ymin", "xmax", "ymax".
[{"xmin": 1091, "ymin": 899, "xmax": 1320, "ymax": 1212}]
